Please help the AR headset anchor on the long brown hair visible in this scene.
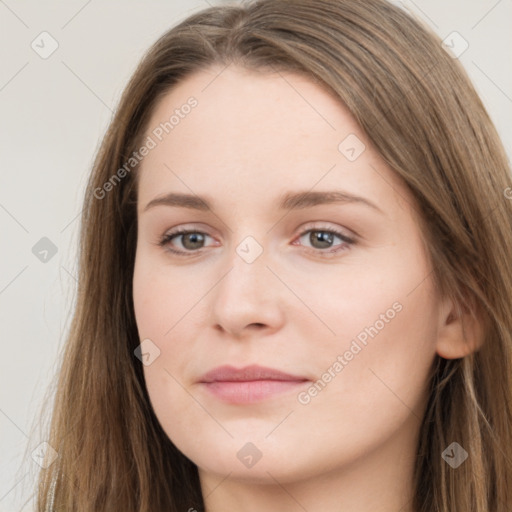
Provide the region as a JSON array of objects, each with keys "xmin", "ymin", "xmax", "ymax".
[{"xmin": 34, "ymin": 0, "xmax": 512, "ymax": 510}]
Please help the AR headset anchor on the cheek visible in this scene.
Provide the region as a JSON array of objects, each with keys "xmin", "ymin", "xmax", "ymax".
[
  {"xmin": 303, "ymin": 242, "xmax": 439, "ymax": 412},
  {"xmin": 131, "ymin": 231, "xmax": 440, "ymax": 478},
  {"xmin": 133, "ymin": 268, "xmax": 203, "ymax": 420},
  {"xmin": 303, "ymin": 258, "xmax": 439, "ymax": 434},
  {"xmin": 132, "ymin": 251, "xmax": 194, "ymax": 340},
  {"xmin": 132, "ymin": 259, "xmax": 201, "ymax": 443}
]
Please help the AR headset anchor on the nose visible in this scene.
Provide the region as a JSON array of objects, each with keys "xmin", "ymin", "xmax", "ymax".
[{"xmin": 210, "ymin": 238, "xmax": 286, "ymax": 339}]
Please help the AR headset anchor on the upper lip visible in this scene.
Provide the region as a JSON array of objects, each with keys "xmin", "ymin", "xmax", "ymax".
[{"xmin": 198, "ymin": 364, "xmax": 309, "ymax": 383}]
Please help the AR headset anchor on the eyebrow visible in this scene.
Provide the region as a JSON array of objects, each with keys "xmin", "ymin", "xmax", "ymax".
[{"xmin": 143, "ymin": 190, "xmax": 383, "ymax": 214}]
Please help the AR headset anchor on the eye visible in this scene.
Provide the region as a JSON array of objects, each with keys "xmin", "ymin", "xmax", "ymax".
[
  {"xmin": 157, "ymin": 228, "xmax": 216, "ymax": 256},
  {"xmin": 293, "ymin": 226, "xmax": 355, "ymax": 257},
  {"xmin": 157, "ymin": 224, "xmax": 356, "ymax": 257}
]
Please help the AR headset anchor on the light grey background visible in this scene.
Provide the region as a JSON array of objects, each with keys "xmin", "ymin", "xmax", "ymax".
[{"xmin": 0, "ymin": 1, "xmax": 511, "ymax": 510}]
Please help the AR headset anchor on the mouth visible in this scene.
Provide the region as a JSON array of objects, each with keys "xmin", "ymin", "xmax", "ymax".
[{"xmin": 198, "ymin": 364, "xmax": 310, "ymax": 404}]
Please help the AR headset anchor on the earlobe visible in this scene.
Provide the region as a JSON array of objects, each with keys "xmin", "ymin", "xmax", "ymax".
[{"xmin": 435, "ymin": 296, "xmax": 485, "ymax": 360}]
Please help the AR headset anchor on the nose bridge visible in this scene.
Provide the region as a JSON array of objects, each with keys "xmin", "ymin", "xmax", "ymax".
[
  {"xmin": 210, "ymin": 231, "xmax": 283, "ymax": 335},
  {"xmin": 222, "ymin": 233, "xmax": 269, "ymax": 297}
]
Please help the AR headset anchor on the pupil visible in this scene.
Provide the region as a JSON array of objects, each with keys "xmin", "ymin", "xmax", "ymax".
[
  {"xmin": 184, "ymin": 233, "xmax": 203, "ymax": 249},
  {"xmin": 312, "ymin": 231, "xmax": 332, "ymax": 249},
  {"xmin": 180, "ymin": 231, "xmax": 334, "ymax": 251}
]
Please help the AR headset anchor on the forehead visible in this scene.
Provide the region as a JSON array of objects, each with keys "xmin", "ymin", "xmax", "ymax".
[
  {"xmin": 137, "ymin": 64, "xmax": 410, "ymax": 217},
  {"xmin": 144, "ymin": 64, "xmax": 348, "ymax": 153}
]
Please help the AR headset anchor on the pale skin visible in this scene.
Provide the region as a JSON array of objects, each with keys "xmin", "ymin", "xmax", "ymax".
[{"xmin": 132, "ymin": 64, "xmax": 482, "ymax": 512}]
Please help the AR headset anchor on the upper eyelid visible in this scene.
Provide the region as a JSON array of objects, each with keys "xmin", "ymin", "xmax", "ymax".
[
  {"xmin": 162, "ymin": 223, "xmax": 356, "ymax": 248},
  {"xmin": 163, "ymin": 222, "xmax": 354, "ymax": 239},
  {"xmin": 158, "ymin": 224, "xmax": 356, "ymax": 261}
]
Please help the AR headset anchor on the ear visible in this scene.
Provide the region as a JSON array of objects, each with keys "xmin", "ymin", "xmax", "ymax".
[{"xmin": 435, "ymin": 294, "xmax": 485, "ymax": 359}]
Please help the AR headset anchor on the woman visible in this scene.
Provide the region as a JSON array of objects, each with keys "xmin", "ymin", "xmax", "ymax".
[{"xmin": 36, "ymin": 0, "xmax": 512, "ymax": 510}]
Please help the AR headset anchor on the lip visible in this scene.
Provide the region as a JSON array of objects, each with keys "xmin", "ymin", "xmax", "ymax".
[
  {"xmin": 198, "ymin": 364, "xmax": 310, "ymax": 404},
  {"xmin": 199, "ymin": 364, "xmax": 308, "ymax": 383}
]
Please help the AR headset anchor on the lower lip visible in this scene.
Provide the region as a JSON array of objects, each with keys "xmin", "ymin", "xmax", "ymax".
[{"xmin": 200, "ymin": 380, "xmax": 309, "ymax": 404}]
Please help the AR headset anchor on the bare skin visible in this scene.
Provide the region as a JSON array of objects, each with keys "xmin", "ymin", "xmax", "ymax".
[{"xmin": 132, "ymin": 64, "xmax": 481, "ymax": 512}]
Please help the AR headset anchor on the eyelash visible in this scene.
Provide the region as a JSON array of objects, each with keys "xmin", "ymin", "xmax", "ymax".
[{"xmin": 157, "ymin": 225, "xmax": 356, "ymax": 258}]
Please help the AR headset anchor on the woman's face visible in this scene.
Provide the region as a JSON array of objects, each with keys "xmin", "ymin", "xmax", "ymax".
[{"xmin": 132, "ymin": 65, "xmax": 447, "ymax": 487}]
